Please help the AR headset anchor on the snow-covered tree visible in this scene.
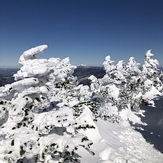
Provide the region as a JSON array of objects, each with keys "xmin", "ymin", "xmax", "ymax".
[
  {"xmin": 0, "ymin": 45, "xmax": 94, "ymax": 163},
  {"xmin": 89, "ymin": 51, "xmax": 163, "ymax": 123},
  {"xmin": 89, "ymin": 56, "xmax": 122, "ymax": 122},
  {"xmin": 0, "ymin": 45, "xmax": 162, "ymax": 162},
  {"xmin": 119, "ymin": 57, "xmax": 143, "ymax": 112},
  {"xmin": 142, "ymin": 50, "xmax": 162, "ymax": 105}
]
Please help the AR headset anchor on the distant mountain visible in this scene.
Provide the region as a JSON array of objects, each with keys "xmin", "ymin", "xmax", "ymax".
[
  {"xmin": 0, "ymin": 68, "xmax": 18, "ymax": 87},
  {"xmin": 0, "ymin": 67, "xmax": 105, "ymax": 87},
  {"xmin": 159, "ymin": 67, "xmax": 163, "ymax": 71},
  {"xmin": 73, "ymin": 66, "xmax": 105, "ymax": 85},
  {"xmin": 0, "ymin": 66, "xmax": 162, "ymax": 87}
]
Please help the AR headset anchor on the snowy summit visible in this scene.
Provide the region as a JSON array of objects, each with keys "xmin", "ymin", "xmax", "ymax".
[{"xmin": 0, "ymin": 45, "xmax": 163, "ymax": 163}]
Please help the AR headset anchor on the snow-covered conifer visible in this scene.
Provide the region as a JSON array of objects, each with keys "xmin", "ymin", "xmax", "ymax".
[
  {"xmin": 0, "ymin": 45, "xmax": 94, "ymax": 163},
  {"xmin": 142, "ymin": 50, "xmax": 162, "ymax": 105},
  {"xmin": 89, "ymin": 56, "xmax": 121, "ymax": 122},
  {"xmin": 89, "ymin": 51, "xmax": 163, "ymax": 123}
]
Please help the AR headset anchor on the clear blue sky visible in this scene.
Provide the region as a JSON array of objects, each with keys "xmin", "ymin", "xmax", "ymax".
[{"xmin": 0, "ymin": 0, "xmax": 163, "ymax": 68}]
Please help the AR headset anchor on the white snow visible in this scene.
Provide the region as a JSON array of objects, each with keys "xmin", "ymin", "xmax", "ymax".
[
  {"xmin": 79, "ymin": 118, "xmax": 163, "ymax": 163},
  {"xmin": 19, "ymin": 45, "xmax": 48, "ymax": 65},
  {"xmin": 0, "ymin": 45, "xmax": 162, "ymax": 162},
  {"xmin": 145, "ymin": 49, "xmax": 155, "ymax": 59},
  {"xmin": 143, "ymin": 86, "xmax": 161, "ymax": 101},
  {"xmin": 107, "ymin": 84, "xmax": 119, "ymax": 100},
  {"xmin": 119, "ymin": 108, "xmax": 145, "ymax": 126}
]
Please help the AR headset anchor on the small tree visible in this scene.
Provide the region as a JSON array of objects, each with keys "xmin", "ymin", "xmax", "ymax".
[
  {"xmin": 142, "ymin": 50, "xmax": 162, "ymax": 105},
  {"xmin": 0, "ymin": 45, "xmax": 94, "ymax": 163},
  {"xmin": 89, "ymin": 56, "xmax": 122, "ymax": 122},
  {"xmin": 89, "ymin": 51, "xmax": 163, "ymax": 123}
]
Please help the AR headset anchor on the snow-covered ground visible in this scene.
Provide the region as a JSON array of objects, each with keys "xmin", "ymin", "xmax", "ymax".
[
  {"xmin": 76, "ymin": 98, "xmax": 163, "ymax": 163},
  {"xmin": 79, "ymin": 116, "xmax": 163, "ymax": 163}
]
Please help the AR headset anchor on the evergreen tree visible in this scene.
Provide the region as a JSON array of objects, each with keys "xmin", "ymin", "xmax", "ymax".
[
  {"xmin": 0, "ymin": 46, "xmax": 162, "ymax": 162},
  {"xmin": 0, "ymin": 45, "xmax": 94, "ymax": 163},
  {"xmin": 89, "ymin": 51, "xmax": 163, "ymax": 123},
  {"xmin": 142, "ymin": 50, "xmax": 162, "ymax": 105}
]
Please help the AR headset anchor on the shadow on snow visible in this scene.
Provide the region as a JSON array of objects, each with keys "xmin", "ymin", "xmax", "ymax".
[{"xmin": 134, "ymin": 97, "xmax": 163, "ymax": 153}]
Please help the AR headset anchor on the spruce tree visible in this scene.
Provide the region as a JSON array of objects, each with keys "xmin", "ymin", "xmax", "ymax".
[{"xmin": 0, "ymin": 45, "xmax": 94, "ymax": 163}]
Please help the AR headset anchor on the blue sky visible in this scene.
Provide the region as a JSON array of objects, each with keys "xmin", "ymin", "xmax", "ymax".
[{"xmin": 0, "ymin": 0, "xmax": 163, "ymax": 68}]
